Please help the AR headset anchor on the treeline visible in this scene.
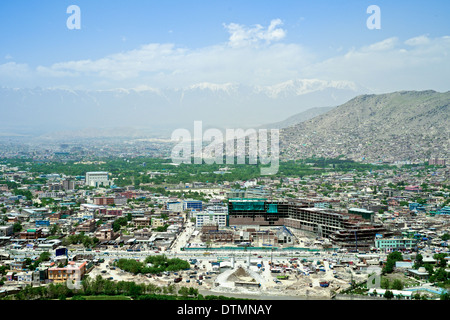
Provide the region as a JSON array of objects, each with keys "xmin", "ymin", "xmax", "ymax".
[
  {"xmin": 0, "ymin": 274, "xmax": 244, "ymax": 301},
  {"xmin": 115, "ymin": 255, "xmax": 190, "ymax": 275},
  {"xmin": 3, "ymin": 156, "xmax": 397, "ymax": 190}
]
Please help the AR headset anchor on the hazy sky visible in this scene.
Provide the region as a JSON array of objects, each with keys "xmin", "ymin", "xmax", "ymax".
[{"xmin": 0, "ymin": 0, "xmax": 449, "ymax": 92}]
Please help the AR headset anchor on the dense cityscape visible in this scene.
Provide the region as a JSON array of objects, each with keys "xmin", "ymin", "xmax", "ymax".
[{"xmin": 0, "ymin": 142, "xmax": 448, "ymax": 301}]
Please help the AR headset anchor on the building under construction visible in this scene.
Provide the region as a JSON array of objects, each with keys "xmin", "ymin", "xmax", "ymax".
[
  {"xmin": 228, "ymin": 198, "xmax": 391, "ymax": 251},
  {"xmin": 227, "ymin": 198, "xmax": 289, "ymax": 226}
]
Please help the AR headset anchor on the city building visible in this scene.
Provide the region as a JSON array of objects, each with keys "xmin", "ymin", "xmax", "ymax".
[
  {"xmin": 348, "ymin": 208, "xmax": 375, "ymax": 221},
  {"xmin": 19, "ymin": 228, "xmax": 43, "ymax": 240},
  {"xmin": 428, "ymin": 158, "xmax": 446, "ymax": 166},
  {"xmin": 76, "ymin": 219, "xmax": 96, "ymax": 233},
  {"xmin": 227, "ymin": 187, "xmax": 270, "ymax": 199},
  {"xmin": 228, "ymin": 198, "xmax": 289, "ymax": 226},
  {"xmin": 48, "ymin": 261, "xmax": 87, "ymax": 284},
  {"xmin": 62, "ymin": 179, "xmax": 75, "ymax": 191},
  {"xmin": 183, "ymin": 200, "xmax": 203, "ymax": 212},
  {"xmin": 375, "ymin": 237, "xmax": 419, "ymax": 251},
  {"xmin": 151, "ymin": 217, "xmax": 165, "ymax": 228},
  {"xmin": 93, "ymin": 197, "xmax": 115, "ymax": 206},
  {"xmin": 134, "ymin": 217, "xmax": 151, "ymax": 227},
  {"xmin": 194, "ymin": 211, "xmax": 228, "ymax": 229},
  {"xmin": 0, "ymin": 225, "xmax": 13, "ymax": 237},
  {"xmin": 228, "ymin": 198, "xmax": 390, "ymax": 251},
  {"xmin": 94, "ymin": 228, "xmax": 118, "ymax": 241},
  {"xmin": 167, "ymin": 201, "xmax": 183, "ymax": 212},
  {"xmin": 200, "ymin": 225, "xmax": 233, "ymax": 243},
  {"xmin": 85, "ymin": 172, "xmax": 111, "ymax": 188}
]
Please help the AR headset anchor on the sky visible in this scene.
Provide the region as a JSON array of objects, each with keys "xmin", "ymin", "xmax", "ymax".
[{"xmin": 0, "ymin": 0, "xmax": 449, "ymax": 93}]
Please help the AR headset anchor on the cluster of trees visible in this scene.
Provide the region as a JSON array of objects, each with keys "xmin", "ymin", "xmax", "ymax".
[
  {"xmin": 112, "ymin": 216, "xmax": 130, "ymax": 232},
  {"xmin": 115, "ymin": 255, "xmax": 190, "ymax": 275},
  {"xmin": 382, "ymin": 251, "xmax": 403, "ymax": 274},
  {"xmin": 61, "ymin": 233, "xmax": 99, "ymax": 248},
  {"xmin": 380, "ymin": 278, "xmax": 404, "ymax": 290},
  {"xmin": 12, "ymin": 221, "xmax": 22, "ymax": 233},
  {"xmin": 1, "ymin": 275, "xmax": 180, "ymax": 300},
  {"xmin": 24, "ymin": 252, "xmax": 51, "ymax": 271}
]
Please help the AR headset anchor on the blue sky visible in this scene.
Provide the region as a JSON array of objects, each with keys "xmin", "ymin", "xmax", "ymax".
[{"xmin": 0, "ymin": 0, "xmax": 449, "ymax": 92}]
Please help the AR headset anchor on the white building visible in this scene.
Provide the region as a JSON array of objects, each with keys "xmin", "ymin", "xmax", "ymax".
[
  {"xmin": 367, "ymin": 288, "xmax": 413, "ymax": 299},
  {"xmin": 85, "ymin": 172, "xmax": 111, "ymax": 188},
  {"xmin": 167, "ymin": 201, "xmax": 183, "ymax": 212},
  {"xmin": 194, "ymin": 211, "xmax": 228, "ymax": 229}
]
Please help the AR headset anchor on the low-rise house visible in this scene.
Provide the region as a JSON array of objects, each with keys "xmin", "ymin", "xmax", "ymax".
[
  {"xmin": 94, "ymin": 228, "xmax": 118, "ymax": 241},
  {"xmin": 76, "ymin": 219, "xmax": 96, "ymax": 233},
  {"xmin": 19, "ymin": 228, "xmax": 43, "ymax": 240},
  {"xmin": 16, "ymin": 271, "xmax": 39, "ymax": 283},
  {"xmin": 134, "ymin": 217, "xmax": 151, "ymax": 227},
  {"xmin": 151, "ymin": 217, "xmax": 165, "ymax": 228},
  {"xmin": 0, "ymin": 225, "xmax": 13, "ymax": 237}
]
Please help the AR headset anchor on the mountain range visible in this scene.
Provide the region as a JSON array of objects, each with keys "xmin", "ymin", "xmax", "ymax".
[{"xmin": 0, "ymin": 79, "xmax": 366, "ymax": 138}]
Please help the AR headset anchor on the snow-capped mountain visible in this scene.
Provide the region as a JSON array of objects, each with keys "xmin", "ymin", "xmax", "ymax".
[{"xmin": 0, "ymin": 79, "xmax": 367, "ymax": 137}]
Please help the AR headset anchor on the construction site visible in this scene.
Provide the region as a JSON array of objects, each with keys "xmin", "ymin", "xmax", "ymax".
[{"xmin": 205, "ymin": 254, "xmax": 368, "ymax": 299}]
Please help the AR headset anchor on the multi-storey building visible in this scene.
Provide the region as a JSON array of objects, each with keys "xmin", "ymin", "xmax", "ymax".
[
  {"xmin": 228, "ymin": 198, "xmax": 289, "ymax": 226},
  {"xmin": 375, "ymin": 237, "xmax": 419, "ymax": 251},
  {"xmin": 62, "ymin": 179, "xmax": 75, "ymax": 191},
  {"xmin": 0, "ymin": 225, "xmax": 13, "ymax": 237},
  {"xmin": 76, "ymin": 219, "xmax": 96, "ymax": 233},
  {"xmin": 228, "ymin": 198, "xmax": 391, "ymax": 251},
  {"xmin": 183, "ymin": 200, "xmax": 203, "ymax": 211},
  {"xmin": 93, "ymin": 197, "xmax": 115, "ymax": 206},
  {"xmin": 48, "ymin": 261, "xmax": 87, "ymax": 284},
  {"xmin": 94, "ymin": 228, "xmax": 118, "ymax": 241},
  {"xmin": 19, "ymin": 228, "xmax": 43, "ymax": 240},
  {"xmin": 85, "ymin": 172, "xmax": 111, "ymax": 188},
  {"xmin": 194, "ymin": 211, "xmax": 228, "ymax": 229}
]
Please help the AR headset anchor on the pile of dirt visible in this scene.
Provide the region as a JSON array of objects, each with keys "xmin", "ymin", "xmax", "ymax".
[{"xmin": 226, "ymin": 267, "xmax": 257, "ymax": 283}]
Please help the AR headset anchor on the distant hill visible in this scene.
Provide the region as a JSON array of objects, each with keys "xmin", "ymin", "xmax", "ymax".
[
  {"xmin": 280, "ymin": 90, "xmax": 450, "ymax": 162},
  {"xmin": 258, "ymin": 106, "xmax": 335, "ymax": 129}
]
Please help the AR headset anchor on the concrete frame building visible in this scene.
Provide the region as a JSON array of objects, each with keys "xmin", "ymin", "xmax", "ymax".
[{"xmin": 228, "ymin": 198, "xmax": 390, "ymax": 251}]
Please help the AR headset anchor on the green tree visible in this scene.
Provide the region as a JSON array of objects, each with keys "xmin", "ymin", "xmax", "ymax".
[
  {"xmin": 13, "ymin": 221, "xmax": 22, "ymax": 233},
  {"xmin": 178, "ymin": 286, "xmax": 189, "ymax": 298},
  {"xmin": 440, "ymin": 291, "xmax": 450, "ymax": 300},
  {"xmin": 382, "ymin": 251, "xmax": 403, "ymax": 274},
  {"xmin": 392, "ymin": 279, "xmax": 404, "ymax": 290},
  {"xmin": 414, "ymin": 254, "xmax": 423, "ymax": 269},
  {"xmin": 384, "ymin": 290, "xmax": 394, "ymax": 300},
  {"xmin": 382, "ymin": 260, "xmax": 396, "ymax": 274},
  {"xmin": 433, "ymin": 253, "xmax": 448, "ymax": 268}
]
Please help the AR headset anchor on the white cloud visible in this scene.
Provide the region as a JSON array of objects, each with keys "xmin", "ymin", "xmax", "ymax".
[
  {"xmin": 0, "ymin": 19, "xmax": 448, "ymax": 93},
  {"xmin": 405, "ymin": 35, "xmax": 431, "ymax": 46},
  {"xmin": 363, "ymin": 37, "xmax": 398, "ymax": 52},
  {"xmin": 305, "ymin": 35, "xmax": 450, "ymax": 92},
  {"xmin": 0, "ymin": 62, "xmax": 30, "ymax": 77},
  {"xmin": 224, "ymin": 19, "xmax": 286, "ymax": 48}
]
